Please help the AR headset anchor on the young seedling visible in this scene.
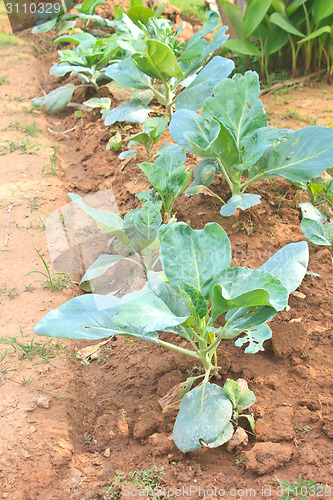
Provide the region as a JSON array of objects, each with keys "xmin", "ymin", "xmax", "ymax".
[
  {"xmin": 120, "ymin": 117, "xmax": 168, "ymax": 161},
  {"xmin": 27, "ymin": 249, "xmax": 73, "ymax": 291},
  {"xmin": 102, "ymin": 466, "xmax": 166, "ymax": 500},
  {"xmin": 137, "ymin": 144, "xmax": 192, "ymax": 218},
  {"xmin": 34, "ymin": 222, "xmax": 309, "ymax": 452},
  {"xmin": 5, "ymin": 120, "xmax": 41, "ymax": 137},
  {"xmin": 275, "ymin": 474, "xmax": 328, "ymax": 500}
]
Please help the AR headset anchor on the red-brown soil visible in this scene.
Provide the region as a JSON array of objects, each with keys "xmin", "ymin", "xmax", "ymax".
[{"xmin": 1, "ymin": 4, "xmax": 333, "ymax": 499}]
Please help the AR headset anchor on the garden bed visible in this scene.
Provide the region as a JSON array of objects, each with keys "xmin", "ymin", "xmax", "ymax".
[{"xmin": 0, "ymin": 2, "xmax": 333, "ymax": 498}]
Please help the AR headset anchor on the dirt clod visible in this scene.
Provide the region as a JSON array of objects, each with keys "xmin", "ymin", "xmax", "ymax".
[
  {"xmin": 133, "ymin": 412, "xmax": 161, "ymax": 441},
  {"xmin": 246, "ymin": 442, "xmax": 295, "ymax": 475},
  {"xmin": 255, "ymin": 406, "xmax": 294, "ymax": 442}
]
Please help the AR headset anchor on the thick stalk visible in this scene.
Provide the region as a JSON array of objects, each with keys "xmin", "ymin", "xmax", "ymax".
[
  {"xmin": 216, "ymin": 158, "xmax": 236, "ymax": 194},
  {"xmin": 288, "ymin": 34, "xmax": 297, "ymax": 77},
  {"xmin": 157, "ymin": 339, "xmax": 201, "ymax": 359}
]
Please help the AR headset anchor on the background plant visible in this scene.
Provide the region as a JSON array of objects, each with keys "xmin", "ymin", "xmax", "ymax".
[{"xmin": 169, "ymin": 70, "xmax": 333, "ymax": 216}]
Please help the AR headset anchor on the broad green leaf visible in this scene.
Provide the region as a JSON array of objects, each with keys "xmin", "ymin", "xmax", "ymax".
[
  {"xmin": 238, "ymin": 126, "xmax": 293, "ymax": 171},
  {"xmin": 34, "ymin": 294, "xmax": 159, "ymax": 342},
  {"xmin": 225, "ymin": 240, "xmax": 309, "ymax": 328},
  {"xmin": 207, "ymin": 326, "xmax": 241, "ymax": 340},
  {"xmin": 286, "ymin": 0, "xmax": 308, "ymax": 16},
  {"xmin": 299, "ymin": 202, "xmax": 326, "ymax": 223},
  {"xmin": 311, "ymin": 0, "xmax": 333, "ymax": 22},
  {"xmin": 222, "ymin": 378, "xmax": 241, "ymax": 407},
  {"xmin": 259, "ymin": 241, "xmax": 309, "ymax": 294},
  {"xmin": 269, "ymin": 12, "xmax": 305, "ymax": 37},
  {"xmin": 211, "ymin": 267, "xmax": 289, "ymax": 317},
  {"xmin": 173, "ymin": 382, "xmax": 233, "ymax": 452},
  {"xmin": 80, "ymin": 0, "xmax": 105, "ymax": 14},
  {"xmin": 244, "ymin": 0, "xmax": 272, "ymax": 38},
  {"xmin": 175, "ymin": 56, "xmax": 234, "ymax": 111},
  {"xmin": 68, "ymin": 193, "xmax": 129, "ymax": 248},
  {"xmin": 300, "ymin": 219, "xmax": 333, "ymax": 246},
  {"xmin": 55, "ymin": 33, "xmax": 96, "ymax": 45},
  {"xmin": 113, "ymin": 289, "xmax": 190, "ymax": 333},
  {"xmin": 203, "ymin": 71, "xmax": 266, "ymax": 149},
  {"xmin": 50, "ymin": 63, "xmax": 94, "ymax": 77},
  {"xmin": 266, "ymin": 27, "xmax": 289, "ymax": 55},
  {"xmin": 264, "ymin": 127, "xmax": 333, "ymax": 182},
  {"xmin": 127, "ymin": 6, "xmax": 155, "ymax": 26},
  {"xmin": 132, "ymin": 40, "xmax": 183, "ymax": 82},
  {"xmin": 202, "ymin": 422, "xmax": 234, "ymax": 448},
  {"xmin": 147, "ymin": 276, "xmax": 190, "ymax": 318},
  {"xmin": 170, "ymin": 111, "xmax": 239, "ymax": 165},
  {"xmin": 131, "ymin": 200, "xmax": 162, "ymax": 239},
  {"xmin": 32, "ymin": 17, "xmax": 58, "ymax": 33},
  {"xmin": 79, "ymin": 254, "xmax": 128, "ymax": 292},
  {"xmin": 223, "ymin": 38, "xmax": 260, "ymax": 57},
  {"xmin": 84, "ymin": 97, "xmax": 111, "ymax": 109},
  {"xmin": 297, "ymin": 26, "xmax": 331, "ymax": 44},
  {"xmin": 104, "ymin": 100, "xmax": 150, "ymax": 125},
  {"xmin": 220, "ymin": 194, "xmax": 261, "ymax": 216},
  {"xmin": 225, "ymin": 305, "xmax": 276, "ymax": 329},
  {"xmin": 160, "ymin": 222, "xmax": 232, "ymax": 297},
  {"xmin": 105, "ymin": 58, "xmax": 151, "ymax": 89},
  {"xmin": 219, "ymin": 0, "xmax": 244, "ymax": 38},
  {"xmin": 235, "ymin": 323, "xmax": 272, "ymax": 353},
  {"xmin": 32, "ymin": 84, "xmax": 75, "ymax": 113},
  {"xmin": 118, "ymin": 150, "xmax": 138, "ymax": 160}
]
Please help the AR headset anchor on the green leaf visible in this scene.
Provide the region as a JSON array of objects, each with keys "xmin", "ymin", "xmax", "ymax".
[
  {"xmin": 105, "ymin": 58, "xmax": 151, "ymax": 89},
  {"xmin": 32, "ymin": 84, "xmax": 76, "ymax": 113},
  {"xmin": 178, "ymin": 283, "xmax": 207, "ymax": 320},
  {"xmin": 34, "ymin": 294, "xmax": 159, "ymax": 342},
  {"xmin": 266, "ymin": 27, "xmax": 289, "ymax": 55},
  {"xmin": 84, "ymin": 97, "xmax": 111, "ymax": 109},
  {"xmin": 219, "ymin": 0, "xmax": 244, "ymax": 39},
  {"xmin": 176, "ymin": 56, "xmax": 234, "ymax": 111},
  {"xmin": 127, "ymin": 5, "xmax": 155, "ymax": 26},
  {"xmin": 68, "ymin": 192, "xmax": 125, "ymax": 234},
  {"xmin": 297, "ymin": 26, "xmax": 331, "ymax": 44},
  {"xmin": 235, "ymin": 323, "xmax": 272, "ymax": 353},
  {"xmin": 132, "ymin": 40, "xmax": 183, "ymax": 81},
  {"xmin": 80, "ymin": 0, "xmax": 105, "ymax": 14},
  {"xmin": 50, "ymin": 63, "xmax": 94, "ymax": 78},
  {"xmin": 32, "ymin": 17, "xmax": 58, "ymax": 34},
  {"xmin": 311, "ymin": 0, "xmax": 333, "ymax": 22},
  {"xmin": 203, "ymin": 71, "xmax": 266, "ymax": 149},
  {"xmin": 225, "ymin": 240, "xmax": 309, "ymax": 328},
  {"xmin": 264, "ymin": 127, "xmax": 333, "ymax": 182},
  {"xmin": 147, "ymin": 276, "xmax": 190, "ymax": 318},
  {"xmin": 55, "ymin": 33, "xmax": 96, "ymax": 45},
  {"xmin": 259, "ymin": 241, "xmax": 309, "ymax": 294},
  {"xmin": 211, "ymin": 267, "xmax": 289, "ymax": 317},
  {"xmin": 207, "ymin": 326, "xmax": 241, "ymax": 340},
  {"xmin": 269, "ymin": 12, "xmax": 305, "ymax": 37},
  {"xmin": 239, "ymin": 126, "xmax": 293, "ymax": 171},
  {"xmin": 220, "ymin": 194, "xmax": 261, "ymax": 216},
  {"xmin": 104, "ymin": 99, "xmax": 150, "ymax": 125},
  {"xmin": 223, "ymin": 38, "xmax": 260, "ymax": 57},
  {"xmin": 244, "ymin": 0, "xmax": 272, "ymax": 38},
  {"xmin": 79, "ymin": 255, "xmax": 128, "ymax": 292},
  {"xmin": 202, "ymin": 422, "xmax": 234, "ymax": 448},
  {"xmin": 113, "ymin": 289, "xmax": 190, "ymax": 333},
  {"xmin": 160, "ymin": 222, "xmax": 232, "ymax": 297},
  {"xmin": 299, "ymin": 202, "xmax": 326, "ymax": 223},
  {"xmin": 173, "ymin": 382, "xmax": 233, "ymax": 452},
  {"xmin": 300, "ymin": 214, "xmax": 333, "ymax": 246}
]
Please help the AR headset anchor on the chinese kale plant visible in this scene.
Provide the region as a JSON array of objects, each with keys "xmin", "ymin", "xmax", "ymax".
[
  {"xmin": 104, "ymin": 11, "xmax": 234, "ymax": 123},
  {"xmin": 34, "ymin": 222, "xmax": 309, "ymax": 452},
  {"xmin": 137, "ymin": 144, "xmax": 192, "ymax": 218},
  {"xmin": 169, "ymin": 70, "xmax": 333, "ymax": 216}
]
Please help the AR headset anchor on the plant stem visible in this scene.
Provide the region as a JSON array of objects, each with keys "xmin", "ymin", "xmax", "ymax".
[
  {"xmin": 157, "ymin": 339, "xmax": 201, "ymax": 359},
  {"xmin": 216, "ymin": 158, "xmax": 235, "ymax": 193}
]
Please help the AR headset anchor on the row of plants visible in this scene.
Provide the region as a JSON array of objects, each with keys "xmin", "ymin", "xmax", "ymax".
[
  {"xmin": 32, "ymin": 2, "xmax": 333, "ymax": 453},
  {"xmin": 219, "ymin": 0, "xmax": 333, "ymax": 81}
]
